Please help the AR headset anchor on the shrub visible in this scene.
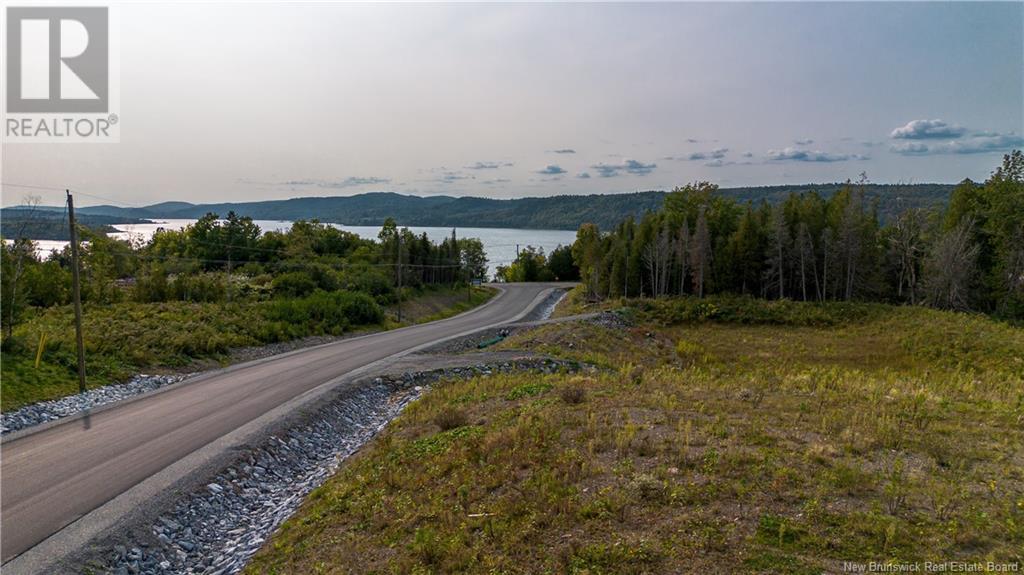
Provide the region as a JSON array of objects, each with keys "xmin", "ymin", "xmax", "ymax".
[
  {"xmin": 341, "ymin": 268, "xmax": 395, "ymax": 303},
  {"xmin": 170, "ymin": 273, "xmax": 227, "ymax": 302},
  {"xmin": 235, "ymin": 262, "xmax": 266, "ymax": 277},
  {"xmin": 271, "ymin": 271, "xmax": 318, "ymax": 298},
  {"xmin": 263, "ymin": 290, "xmax": 383, "ymax": 334},
  {"xmin": 305, "ymin": 263, "xmax": 340, "ymax": 292},
  {"xmin": 675, "ymin": 339, "xmax": 709, "ymax": 366},
  {"xmin": 506, "ymin": 381, "xmax": 553, "ymax": 400},
  {"xmin": 560, "ymin": 384, "xmax": 587, "ymax": 404},
  {"xmin": 433, "ymin": 407, "xmax": 469, "ymax": 431},
  {"xmin": 133, "ymin": 266, "xmax": 170, "ymax": 303},
  {"xmin": 635, "ymin": 295, "xmax": 886, "ymax": 327}
]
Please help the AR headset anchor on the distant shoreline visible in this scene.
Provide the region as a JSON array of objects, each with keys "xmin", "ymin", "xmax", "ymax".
[{"xmin": 2, "ymin": 183, "xmax": 957, "ymax": 231}]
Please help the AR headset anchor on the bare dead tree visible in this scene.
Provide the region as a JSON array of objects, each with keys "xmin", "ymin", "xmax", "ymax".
[
  {"xmin": 642, "ymin": 242, "xmax": 658, "ymax": 297},
  {"xmin": 642, "ymin": 225, "xmax": 672, "ymax": 297},
  {"xmin": 889, "ymin": 207, "xmax": 926, "ymax": 305},
  {"xmin": 923, "ymin": 219, "xmax": 979, "ymax": 311},
  {"xmin": 820, "ymin": 227, "xmax": 833, "ymax": 301},
  {"xmin": 796, "ymin": 222, "xmax": 815, "ymax": 302},
  {"xmin": 676, "ymin": 219, "xmax": 690, "ymax": 295},
  {"xmin": 690, "ymin": 209, "xmax": 712, "ymax": 298},
  {"xmin": 838, "ymin": 190, "xmax": 864, "ymax": 301},
  {"xmin": 763, "ymin": 205, "xmax": 790, "ymax": 300}
]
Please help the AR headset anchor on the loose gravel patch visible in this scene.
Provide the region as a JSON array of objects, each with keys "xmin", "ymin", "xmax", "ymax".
[
  {"xmin": 92, "ymin": 358, "xmax": 582, "ymax": 575},
  {"xmin": 1, "ymin": 374, "xmax": 191, "ymax": 435},
  {"xmin": 521, "ymin": 288, "xmax": 568, "ymax": 323},
  {"xmin": 585, "ymin": 310, "xmax": 633, "ymax": 330}
]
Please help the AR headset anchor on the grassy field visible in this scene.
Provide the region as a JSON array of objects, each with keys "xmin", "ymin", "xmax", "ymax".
[
  {"xmin": 0, "ymin": 286, "xmax": 495, "ymax": 411},
  {"xmin": 246, "ymin": 292, "xmax": 1023, "ymax": 574}
]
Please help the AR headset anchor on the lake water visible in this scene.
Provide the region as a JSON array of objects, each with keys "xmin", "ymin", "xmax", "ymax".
[{"xmin": 19, "ymin": 219, "xmax": 578, "ymax": 278}]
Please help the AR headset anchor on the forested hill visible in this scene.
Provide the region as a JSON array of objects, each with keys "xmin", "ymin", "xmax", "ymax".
[
  {"xmin": 0, "ymin": 209, "xmax": 148, "ymax": 240},
  {"xmin": 62, "ymin": 183, "xmax": 953, "ymax": 230}
]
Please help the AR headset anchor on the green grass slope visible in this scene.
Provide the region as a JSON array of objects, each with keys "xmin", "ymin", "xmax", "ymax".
[{"xmin": 246, "ymin": 295, "xmax": 1023, "ymax": 574}]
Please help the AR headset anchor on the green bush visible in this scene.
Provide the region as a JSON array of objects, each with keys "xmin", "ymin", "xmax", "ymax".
[
  {"xmin": 271, "ymin": 271, "xmax": 318, "ymax": 298},
  {"xmin": 171, "ymin": 272, "xmax": 227, "ymax": 302},
  {"xmin": 341, "ymin": 268, "xmax": 395, "ymax": 303},
  {"xmin": 634, "ymin": 295, "xmax": 887, "ymax": 327},
  {"xmin": 134, "ymin": 265, "xmax": 171, "ymax": 302},
  {"xmin": 263, "ymin": 290, "xmax": 383, "ymax": 335},
  {"xmin": 235, "ymin": 262, "xmax": 266, "ymax": 277}
]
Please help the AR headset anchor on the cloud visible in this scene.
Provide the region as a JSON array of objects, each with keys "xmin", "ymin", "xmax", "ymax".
[
  {"xmin": 435, "ymin": 171, "xmax": 474, "ymax": 183},
  {"xmin": 577, "ymin": 172, "xmax": 591, "ymax": 179},
  {"xmin": 888, "ymin": 142, "xmax": 930, "ymax": 155},
  {"xmin": 537, "ymin": 164, "xmax": 567, "ymax": 175},
  {"xmin": 684, "ymin": 147, "xmax": 729, "ymax": 161},
  {"xmin": 591, "ymin": 164, "xmax": 620, "ymax": 178},
  {"xmin": 481, "ymin": 178, "xmax": 511, "ymax": 185},
  {"xmin": 766, "ymin": 147, "xmax": 867, "ymax": 162},
  {"xmin": 590, "ymin": 159, "xmax": 657, "ymax": 177},
  {"xmin": 466, "ymin": 161, "xmax": 514, "ymax": 170},
  {"xmin": 551, "ymin": 149, "xmax": 576, "ymax": 154},
  {"xmin": 794, "ymin": 139, "xmax": 814, "ymax": 145},
  {"xmin": 623, "ymin": 159, "xmax": 657, "ymax": 174},
  {"xmin": 324, "ymin": 176, "xmax": 391, "ymax": 188},
  {"xmin": 890, "ymin": 119, "xmax": 967, "ymax": 140},
  {"xmin": 274, "ymin": 176, "xmax": 390, "ymax": 188},
  {"xmin": 890, "ymin": 132, "xmax": 1024, "ymax": 155},
  {"xmin": 741, "ymin": 151, "xmax": 754, "ymax": 158},
  {"xmin": 706, "ymin": 158, "xmax": 757, "ymax": 168}
]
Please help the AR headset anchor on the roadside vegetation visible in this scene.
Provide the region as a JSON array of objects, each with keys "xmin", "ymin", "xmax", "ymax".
[
  {"xmin": 247, "ymin": 295, "xmax": 1022, "ymax": 574},
  {"xmin": 1, "ymin": 215, "xmax": 492, "ymax": 410}
]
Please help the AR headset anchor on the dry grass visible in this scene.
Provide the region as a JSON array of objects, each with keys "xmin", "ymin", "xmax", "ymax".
[{"xmin": 246, "ymin": 300, "xmax": 1024, "ymax": 575}]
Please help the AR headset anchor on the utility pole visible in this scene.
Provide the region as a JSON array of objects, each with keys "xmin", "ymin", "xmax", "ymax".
[
  {"xmin": 396, "ymin": 232, "xmax": 403, "ymax": 323},
  {"xmin": 67, "ymin": 190, "xmax": 87, "ymax": 393},
  {"xmin": 226, "ymin": 250, "xmax": 232, "ymax": 303}
]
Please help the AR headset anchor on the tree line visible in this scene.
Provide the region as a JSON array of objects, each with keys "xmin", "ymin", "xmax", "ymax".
[
  {"xmin": 495, "ymin": 244, "xmax": 579, "ymax": 283},
  {"xmin": 571, "ymin": 151, "xmax": 1024, "ymax": 319},
  {"xmin": 1, "ymin": 212, "xmax": 489, "ymax": 340}
]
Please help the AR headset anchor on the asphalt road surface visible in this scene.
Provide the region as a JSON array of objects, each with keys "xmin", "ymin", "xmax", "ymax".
[{"xmin": 1, "ymin": 283, "xmax": 567, "ymax": 564}]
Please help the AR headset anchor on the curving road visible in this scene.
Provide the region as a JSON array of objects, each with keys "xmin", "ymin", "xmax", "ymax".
[{"xmin": 0, "ymin": 283, "xmax": 568, "ymax": 566}]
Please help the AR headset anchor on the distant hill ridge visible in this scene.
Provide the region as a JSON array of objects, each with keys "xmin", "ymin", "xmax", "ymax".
[{"xmin": 19, "ymin": 184, "xmax": 956, "ymax": 231}]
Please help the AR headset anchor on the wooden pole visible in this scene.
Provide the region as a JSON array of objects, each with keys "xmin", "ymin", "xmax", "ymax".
[
  {"xmin": 396, "ymin": 232, "xmax": 403, "ymax": 323},
  {"xmin": 67, "ymin": 190, "xmax": 87, "ymax": 393},
  {"xmin": 34, "ymin": 332, "xmax": 46, "ymax": 369}
]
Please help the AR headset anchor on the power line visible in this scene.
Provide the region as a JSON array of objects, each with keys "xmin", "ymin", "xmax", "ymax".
[
  {"xmin": 2, "ymin": 182, "xmax": 146, "ymax": 208},
  {"xmin": 1, "ymin": 181, "xmax": 68, "ymax": 193},
  {"xmin": 38, "ymin": 246, "xmax": 464, "ymax": 271}
]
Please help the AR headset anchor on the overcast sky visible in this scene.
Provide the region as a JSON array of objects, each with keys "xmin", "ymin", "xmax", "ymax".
[{"xmin": 2, "ymin": 1, "xmax": 1022, "ymax": 207}]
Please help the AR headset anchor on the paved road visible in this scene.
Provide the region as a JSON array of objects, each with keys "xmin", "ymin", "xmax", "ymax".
[{"xmin": 0, "ymin": 283, "xmax": 566, "ymax": 564}]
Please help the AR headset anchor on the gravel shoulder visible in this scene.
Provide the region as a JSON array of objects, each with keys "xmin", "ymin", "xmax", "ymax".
[{"xmin": 74, "ymin": 350, "xmax": 586, "ymax": 575}]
